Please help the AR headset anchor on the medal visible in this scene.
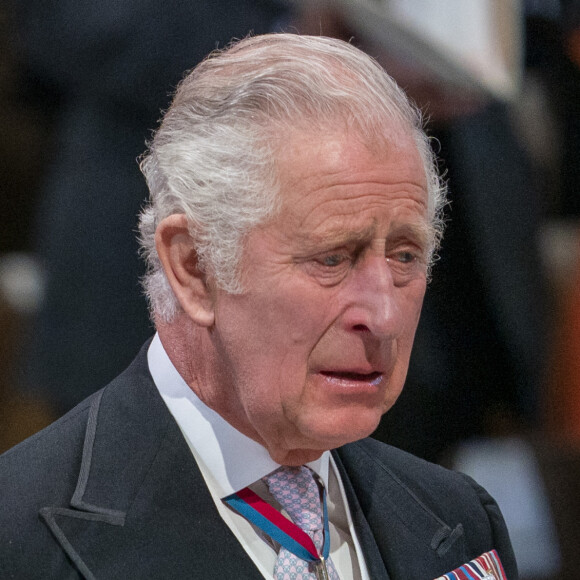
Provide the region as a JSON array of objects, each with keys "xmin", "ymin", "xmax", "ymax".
[
  {"xmin": 314, "ymin": 556, "xmax": 330, "ymax": 580},
  {"xmin": 433, "ymin": 549, "xmax": 508, "ymax": 580}
]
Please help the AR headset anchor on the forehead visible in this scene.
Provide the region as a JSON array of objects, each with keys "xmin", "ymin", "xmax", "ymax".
[{"xmin": 270, "ymin": 128, "xmax": 429, "ymax": 239}]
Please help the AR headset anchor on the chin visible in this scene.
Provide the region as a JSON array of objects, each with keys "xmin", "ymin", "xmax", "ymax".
[
  {"xmin": 270, "ymin": 413, "xmax": 381, "ymax": 466},
  {"xmin": 302, "ymin": 408, "xmax": 383, "ymax": 450}
]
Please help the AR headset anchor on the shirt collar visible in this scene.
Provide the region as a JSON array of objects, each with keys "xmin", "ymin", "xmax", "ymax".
[{"xmin": 147, "ymin": 333, "xmax": 329, "ymax": 497}]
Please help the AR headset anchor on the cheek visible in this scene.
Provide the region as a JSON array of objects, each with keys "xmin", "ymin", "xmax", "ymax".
[
  {"xmin": 395, "ymin": 304, "xmax": 423, "ymax": 368},
  {"xmin": 390, "ymin": 291, "xmax": 425, "ymax": 383},
  {"xmin": 251, "ymin": 297, "xmax": 335, "ymax": 401},
  {"xmin": 409, "ymin": 289, "xmax": 426, "ymax": 336},
  {"xmin": 400, "ymin": 277, "xmax": 426, "ymax": 328},
  {"xmin": 225, "ymin": 290, "xmax": 330, "ymax": 386},
  {"xmin": 257, "ymin": 282, "xmax": 334, "ymax": 344}
]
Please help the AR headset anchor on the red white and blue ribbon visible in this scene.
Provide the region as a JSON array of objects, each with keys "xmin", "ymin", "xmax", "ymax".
[
  {"xmin": 434, "ymin": 549, "xmax": 508, "ymax": 580},
  {"xmin": 223, "ymin": 485, "xmax": 330, "ymax": 564}
]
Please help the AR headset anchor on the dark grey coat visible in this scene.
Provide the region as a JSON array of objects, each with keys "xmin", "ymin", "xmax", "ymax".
[{"xmin": 0, "ymin": 343, "xmax": 518, "ymax": 579}]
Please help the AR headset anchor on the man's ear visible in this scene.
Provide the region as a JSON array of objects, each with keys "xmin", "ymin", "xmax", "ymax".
[{"xmin": 155, "ymin": 214, "xmax": 215, "ymax": 327}]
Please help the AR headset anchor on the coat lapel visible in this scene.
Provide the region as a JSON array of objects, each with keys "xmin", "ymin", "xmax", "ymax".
[
  {"xmin": 39, "ymin": 344, "xmax": 468, "ymax": 579},
  {"xmin": 40, "ymin": 348, "xmax": 263, "ymax": 579},
  {"xmin": 332, "ymin": 449, "xmax": 392, "ymax": 580},
  {"xmin": 334, "ymin": 441, "xmax": 467, "ymax": 580}
]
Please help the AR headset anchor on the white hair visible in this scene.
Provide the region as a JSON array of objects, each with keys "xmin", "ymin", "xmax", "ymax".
[{"xmin": 139, "ymin": 33, "xmax": 446, "ymax": 322}]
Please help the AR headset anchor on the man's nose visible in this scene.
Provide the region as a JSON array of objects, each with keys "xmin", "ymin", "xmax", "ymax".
[{"xmin": 345, "ymin": 255, "xmax": 403, "ymax": 338}]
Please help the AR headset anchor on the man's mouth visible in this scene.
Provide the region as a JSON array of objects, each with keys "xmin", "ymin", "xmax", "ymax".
[{"xmin": 320, "ymin": 371, "xmax": 383, "ymax": 384}]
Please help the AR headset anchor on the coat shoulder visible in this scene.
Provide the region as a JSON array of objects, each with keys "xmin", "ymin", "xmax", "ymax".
[
  {"xmin": 335, "ymin": 438, "xmax": 518, "ymax": 579},
  {"xmin": 0, "ymin": 394, "xmax": 95, "ymax": 578},
  {"xmin": 0, "ymin": 394, "xmax": 93, "ymax": 500},
  {"xmin": 339, "ymin": 437, "xmax": 486, "ymax": 500},
  {"xmin": 0, "ymin": 342, "xmax": 155, "ymax": 578},
  {"xmin": 0, "ymin": 341, "xmax": 154, "ymax": 516}
]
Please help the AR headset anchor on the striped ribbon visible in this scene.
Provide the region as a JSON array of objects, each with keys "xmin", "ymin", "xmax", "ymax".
[
  {"xmin": 434, "ymin": 549, "xmax": 508, "ymax": 580},
  {"xmin": 223, "ymin": 485, "xmax": 330, "ymax": 563}
]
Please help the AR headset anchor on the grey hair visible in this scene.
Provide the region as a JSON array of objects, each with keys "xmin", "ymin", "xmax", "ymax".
[{"xmin": 139, "ymin": 33, "xmax": 446, "ymax": 322}]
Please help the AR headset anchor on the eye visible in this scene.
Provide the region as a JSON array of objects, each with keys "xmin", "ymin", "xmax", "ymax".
[
  {"xmin": 318, "ymin": 253, "xmax": 349, "ymax": 267},
  {"xmin": 385, "ymin": 246, "xmax": 427, "ymax": 285},
  {"xmin": 392, "ymin": 251, "xmax": 417, "ymax": 264},
  {"xmin": 299, "ymin": 249, "xmax": 354, "ymax": 286}
]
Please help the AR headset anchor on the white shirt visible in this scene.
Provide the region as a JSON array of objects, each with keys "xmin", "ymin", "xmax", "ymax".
[{"xmin": 148, "ymin": 333, "xmax": 370, "ymax": 580}]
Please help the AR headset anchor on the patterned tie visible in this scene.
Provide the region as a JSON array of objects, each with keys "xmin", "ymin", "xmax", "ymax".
[{"xmin": 263, "ymin": 466, "xmax": 340, "ymax": 580}]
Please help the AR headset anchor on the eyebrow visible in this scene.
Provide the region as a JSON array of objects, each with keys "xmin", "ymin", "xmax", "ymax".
[
  {"xmin": 387, "ymin": 221, "xmax": 433, "ymax": 248},
  {"xmin": 301, "ymin": 220, "xmax": 433, "ymax": 252},
  {"xmin": 299, "ymin": 224, "xmax": 377, "ymax": 251}
]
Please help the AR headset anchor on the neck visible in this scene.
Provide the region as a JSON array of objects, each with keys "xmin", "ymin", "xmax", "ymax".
[
  {"xmin": 156, "ymin": 319, "xmax": 328, "ymax": 468},
  {"xmin": 266, "ymin": 447, "xmax": 326, "ymax": 467},
  {"xmin": 156, "ymin": 317, "xmax": 218, "ymax": 403}
]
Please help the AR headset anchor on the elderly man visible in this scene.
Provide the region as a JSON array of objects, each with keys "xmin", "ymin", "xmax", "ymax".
[{"xmin": 1, "ymin": 34, "xmax": 516, "ymax": 579}]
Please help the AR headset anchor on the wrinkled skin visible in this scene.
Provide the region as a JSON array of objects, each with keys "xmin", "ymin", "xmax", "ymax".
[{"xmin": 159, "ymin": 129, "xmax": 430, "ymax": 465}]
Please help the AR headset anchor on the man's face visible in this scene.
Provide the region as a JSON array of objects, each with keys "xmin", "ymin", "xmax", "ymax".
[{"xmin": 207, "ymin": 129, "xmax": 429, "ymax": 464}]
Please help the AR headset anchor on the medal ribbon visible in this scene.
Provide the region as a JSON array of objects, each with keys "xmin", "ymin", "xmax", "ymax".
[
  {"xmin": 223, "ymin": 484, "xmax": 330, "ymax": 563},
  {"xmin": 434, "ymin": 549, "xmax": 507, "ymax": 580}
]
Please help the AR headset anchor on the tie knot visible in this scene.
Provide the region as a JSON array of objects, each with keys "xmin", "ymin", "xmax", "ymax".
[{"xmin": 263, "ymin": 466, "xmax": 322, "ymax": 531}]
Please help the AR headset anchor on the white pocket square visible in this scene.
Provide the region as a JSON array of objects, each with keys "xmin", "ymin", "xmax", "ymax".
[{"xmin": 433, "ymin": 549, "xmax": 508, "ymax": 579}]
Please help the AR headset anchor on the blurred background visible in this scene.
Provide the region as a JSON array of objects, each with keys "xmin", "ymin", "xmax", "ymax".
[{"xmin": 0, "ymin": 0, "xmax": 579, "ymax": 578}]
